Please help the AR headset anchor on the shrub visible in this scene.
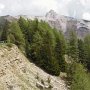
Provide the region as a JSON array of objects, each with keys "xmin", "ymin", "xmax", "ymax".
[{"xmin": 6, "ymin": 43, "xmax": 13, "ymax": 48}]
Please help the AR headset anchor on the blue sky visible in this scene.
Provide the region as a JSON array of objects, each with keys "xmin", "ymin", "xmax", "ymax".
[{"xmin": 0, "ymin": 0, "xmax": 90, "ymax": 20}]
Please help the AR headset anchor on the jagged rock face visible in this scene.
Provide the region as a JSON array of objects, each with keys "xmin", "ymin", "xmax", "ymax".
[
  {"xmin": 45, "ymin": 10, "xmax": 67, "ymax": 32},
  {"xmin": 45, "ymin": 10, "xmax": 58, "ymax": 19},
  {"xmin": 0, "ymin": 44, "xmax": 67, "ymax": 90},
  {"xmin": 45, "ymin": 10, "xmax": 90, "ymax": 38}
]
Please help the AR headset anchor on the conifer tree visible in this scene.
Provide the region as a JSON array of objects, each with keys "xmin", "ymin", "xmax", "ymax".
[
  {"xmin": 43, "ymin": 30, "xmax": 60, "ymax": 75},
  {"xmin": 54, "ymin": 30, "xmax": 66, "ymax": 72},
  {"xmin": 78, "ymin": 39, "xmax": 86, "ymax": 64},
  {"xmin": 67, "ymin": 30, "xmax": 78, "ymax": 61},
  {"xmin": 30, "ymin": 31, "xmax": 43, "ymax": 66},
  {"xmin": 1, "ymin": 20, "xmax": 10, "ymax": 41},
  {"xmin": 71, "ymin": 63, "xmax": 90, "ymax": 90},
  {"xmin": 84, "ymin": 34, "xmax": 90, "ymax": 70}
]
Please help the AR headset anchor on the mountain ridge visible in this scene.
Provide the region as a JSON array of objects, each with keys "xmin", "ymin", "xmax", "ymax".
[{"xmin": 0, "ymin": 10, "xmax": 90, "ymax": 38}]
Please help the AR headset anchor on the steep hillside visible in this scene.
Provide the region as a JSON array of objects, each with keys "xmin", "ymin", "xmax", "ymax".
[{"xmin": 0, "ymin": 44, "xmax": 67, "ymax": 90}]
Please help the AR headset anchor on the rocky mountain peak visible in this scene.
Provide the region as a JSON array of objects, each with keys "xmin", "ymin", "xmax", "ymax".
[{"xmin": 45, "ymin": 10, "xmax": 58, "ymax": 19}]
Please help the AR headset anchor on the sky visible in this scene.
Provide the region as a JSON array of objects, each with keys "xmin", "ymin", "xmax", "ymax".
[{"xmin": 0, "ymin": 0, "xmax": 90, "ymax": 20}]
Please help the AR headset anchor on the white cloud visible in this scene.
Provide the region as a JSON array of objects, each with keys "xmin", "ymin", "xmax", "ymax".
[
  {"xmin": 32, "ymin": 0, "xmax": 57, "ymax": 10},
  {"xmin": 0, "ymin": 3, "xmax": 5, "ymax": 9},
  {"xmin": 83, "ymin": 12, "xmax": 90, "ymax": 20},
  {"xmin": 0, "ymin": 3, "xmax": 5, "ymax": 15},
  {"xmin": 25, "ymin": 0, "xmax": 58, "ymax": 15},
  {"xmin": 57, "ymin": 0, "xmax": 71, "ymax": 16}
]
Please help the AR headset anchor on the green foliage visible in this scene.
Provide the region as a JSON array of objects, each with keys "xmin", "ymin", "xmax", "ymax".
[
  {"xmin": 1, "ymin": 20, "xmax": 10, "ymax": 41},
  {"xmin": 18, "ymin": 16, "xmax": 28, "ymax": 34},
  {"xmin": 66, "ymin": 61, "xmax": 90, "ymax": 90},
  {"xmin": 78, "ymin": 39, "xmax": 86, "ymax": 65},
  {"xmin": 10, "ymin": 22, "xmax": 25, "ymax": 52},
  {"xmin": 70, "ymin": 63, "xmax": 90, "ymax": 90},
  {"xmin": 1, "ymin": 20, "xmax": 25, "ymax": 51},
  {"xmin": 6, "ymin": 43, "xmax": 13, "ymax": 48},
  {"xmin": 67, "ymin": 30, "xmax": 78, "ymax": 61},
  {"xmin": 30, "ymin": 31, "xmax": 43, "ymax": 65},
  {"xmin": 42, "ymin": 30, "xmax": 59, "ymax": 75},
  {"xmin": 10, "ymin": 22, "xmax": 25, "ymax": 46},
  {"xmin": 54, "ymin": 30, "xmax": 66, "ymax": 72},
  {"xmin": 77, "ymin": 35, "xmax": 90, "ymax": 70},
  {"xmin": 20, "ymin": 19, "xmax": 66, "ymax": 76},
  {"xmin": 84, "ymin": 34, "xmax": 90, "ymax": 70}
]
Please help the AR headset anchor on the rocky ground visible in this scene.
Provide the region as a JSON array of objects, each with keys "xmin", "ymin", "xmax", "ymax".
[{"xmin": 0, "ymin": 44, "xmax": 68, "ymax": 90}]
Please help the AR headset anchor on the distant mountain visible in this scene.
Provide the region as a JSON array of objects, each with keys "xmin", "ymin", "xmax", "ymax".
[
  {"xmin": 45, "ymin": 10, "xmax": 90, "ymax": 38},
  {"xmin": 1, "ymin": 10, "xmax": 90, "ymax": 38}
]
